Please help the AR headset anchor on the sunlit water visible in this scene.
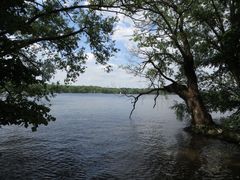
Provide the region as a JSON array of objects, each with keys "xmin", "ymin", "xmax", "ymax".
[{"xmin": 0, "ymin": 94, "xmax": 240, "ymax": 179}]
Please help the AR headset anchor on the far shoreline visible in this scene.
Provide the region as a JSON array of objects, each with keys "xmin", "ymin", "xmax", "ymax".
[{"xmin": 48, "ymin": 84, "xmax": 170, "ymax": 95}]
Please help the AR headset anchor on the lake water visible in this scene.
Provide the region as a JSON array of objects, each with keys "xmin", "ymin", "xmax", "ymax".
[{"xmin": 0, "ymin": 93, "xmax": 240, "ymax": 179}]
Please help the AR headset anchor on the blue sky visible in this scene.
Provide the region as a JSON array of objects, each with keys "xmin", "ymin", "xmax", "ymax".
[{"xmin": 52, "ymin": 13, "xmax": 148, "ymax": 88}]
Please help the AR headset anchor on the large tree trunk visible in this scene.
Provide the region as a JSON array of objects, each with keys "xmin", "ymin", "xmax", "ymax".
[
  {"xmin": 170, "ymin": 18, "xmax": 215, "ymax": 127},
  {"xmin": 184, "ymin": 89, "xmax": 213, "ymax": 126},
  {"xmin": 164, "ymin": 83, "xmax": 214, "ymax": 126},
  {"xmin": 182, "ymin": 50, "xmax": 214, "ymax": 126},
  {"xmin": 164, "ymin": 51, "xmax": 214, "ymax": 126}
]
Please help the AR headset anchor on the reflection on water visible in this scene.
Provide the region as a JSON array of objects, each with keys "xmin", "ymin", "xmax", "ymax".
[
  {"xmin": 0, "ymin": 94, "xmax": 240, "ymax": 179},
  {"xmin": 172, "ymin": 134, "xmax": 240, "ymax": 179}
]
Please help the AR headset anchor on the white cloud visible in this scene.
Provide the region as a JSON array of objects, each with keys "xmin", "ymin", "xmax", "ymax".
[
  {"xmin": 113, "ymin": 26, "xmax": 133, "ymax": 40},
  {"xmin": 83, "ymin": 0, "xmax": 89, "ymax": 6},
  {"xmin": 76, "ymin": 63, "xmax": 147, "ymax": 88},
  {"xmin": 112, "ymin": 15, "xmax": 137, "ymax": 49},
  {"xmin": 86, "ymin": 52, "xmax": 95, "ymax": 63},
  {"xmin": 51, "ymin": 50, "xmax": 147, "ymax": 88},
  {"xmin": 51, "ymin": 59, "xmax": 147, "ymax": 88}
]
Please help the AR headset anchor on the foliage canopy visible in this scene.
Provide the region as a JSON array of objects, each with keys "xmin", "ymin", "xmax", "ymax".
[
  {"xmin": 104, "ymin": 0, "xmax": 240, "ymax": 126},
  {"xmin": 0, "ymin": 0, "xmax": 118, "ymax": 130}
]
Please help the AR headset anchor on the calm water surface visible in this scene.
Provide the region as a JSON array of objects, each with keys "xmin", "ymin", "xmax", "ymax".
[{"xmin": 0, "ymin": 94, "xmax": 240, "ymax": 179}]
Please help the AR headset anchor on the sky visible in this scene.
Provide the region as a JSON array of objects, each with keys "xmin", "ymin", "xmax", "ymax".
[{"xmin": 51, "ymin": 12, "xmax": 148, "ymax": 88}]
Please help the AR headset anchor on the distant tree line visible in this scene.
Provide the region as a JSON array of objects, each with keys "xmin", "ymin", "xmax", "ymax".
[{"xmin": 47, "ymin": 84, "xmax": 157, "ymax": 95}]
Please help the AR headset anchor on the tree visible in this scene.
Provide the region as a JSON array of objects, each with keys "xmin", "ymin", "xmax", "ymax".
[
  {"xmin": 107, "ymin": 0, "xmax": 240, "ymax": 135},
  {"xmin": 190, "ymin": 0, "xmax": 240, "ymax": 128},
  {"xmin": 113, "ymin": 0, "xmax": 215, "ymax": 127},
  {"xmin": 0, "ymin": 0, "xmax": 118, "ymax": 130},
  {"xmin": 193, "ymin": 0, "xmax": 240, "ymax": 86}
]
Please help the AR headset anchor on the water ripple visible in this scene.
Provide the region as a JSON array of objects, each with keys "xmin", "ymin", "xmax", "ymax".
[{"xmin": 0, "ymin": 94, "xmax": 240, "ymax": 179}]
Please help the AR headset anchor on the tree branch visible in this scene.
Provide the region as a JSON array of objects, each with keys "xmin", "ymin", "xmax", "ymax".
[
  {"xmin": 125, "ymin": 88, "xmax": 165, "ymax": 118},
  {"xmin": 210, "ymin": 0, "xmax": 225, "ymax": 33},
  {"xmin": 27, "ymin": 4, "xmax": 120, "ymax": 24},
  {"xmin": 147, "ymin": 59, "xmax": 176, "ymax": 84},
  {"xmin": 8, "ymin": 27, "xmax": 87, "ymax": 53}
]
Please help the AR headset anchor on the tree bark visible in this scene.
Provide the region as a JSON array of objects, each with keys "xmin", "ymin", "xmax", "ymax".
[
  {"xmin": 184, "ymin": 89, "xmax": 213, "ymax": 126},
  {"xmin": 164, "ymin": 83, "xmax": 214, "ymax": 126}
]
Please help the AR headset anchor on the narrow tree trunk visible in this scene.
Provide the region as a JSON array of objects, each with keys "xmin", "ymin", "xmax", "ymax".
[{"xmin": 227, "ymin": 58, "xmax": 240, "ymax": 87}]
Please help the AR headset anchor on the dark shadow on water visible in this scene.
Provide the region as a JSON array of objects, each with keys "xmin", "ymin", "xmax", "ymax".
[
  {"xmin": 157, "ymin": 132, "xmax": 240, "ymax": 179},
  {"xmin": 169, "ymin": 133, "xmax": 209, "ymax": 179}
]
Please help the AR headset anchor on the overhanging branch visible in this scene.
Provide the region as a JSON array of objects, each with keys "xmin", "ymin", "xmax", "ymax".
[
  {"xmin": 147, "ymin": 59, "xmax": 177, "ymax": 84},
  {"xmin": 125, "ymin": 88, "xmax": 166, "ymax": 118},
  {"xmin": 4, "ymin": 27, "xmax": 87, "ymax": 55},
  {"xmin": 27, "ymin": 4, "xmax": 121, "ymax": 24}
]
